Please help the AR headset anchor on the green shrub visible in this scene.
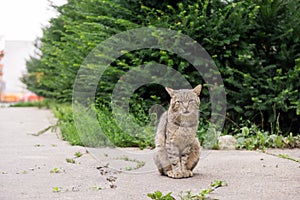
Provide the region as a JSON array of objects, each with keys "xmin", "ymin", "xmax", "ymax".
[
  {"xmin": 24, "ymin": 0, "xmax": 300, "ymax": 147},
  {"xmin": 234, "ymin": 120, "xmax": 300, "ymax": 150},
  {"xmin": 139, "ymin": 0, "xmax": 300, "ymax": 136}
]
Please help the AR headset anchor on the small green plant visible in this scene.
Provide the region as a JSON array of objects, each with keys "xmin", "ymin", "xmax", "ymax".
[
  {"xmin": 283, "ymin": 133, "xmax": 300, "ymax": 148},
  {"xmin": 93, "ymin": 186, "xmax": 103, "ymax": 191},
  {"xmin": 50, "ymin": 167, "xmax": 64, "ymax": 173},
  {"xmin": 74, "ymin": 152, "xmax": 83, "ymax": 158},
  {"xmin": 66, "ymin": 158, "xmax": 75, "ymax": 164},
  {"xmin": 147, "ymin": 191, "xmax": 175, "ymax": 200},
  {"xmin": 52, "ymin": 186, "xmax": 62, "ymax": 193},
  {"xmin": 179, "ymin": 180, "xmax": 227, "ymax": 200},
  {"xmin": 50, "ymin": 168, "xmax": 60, "ymax": 173},
  {"xmin": 92, "ymin": 186, "xmax": 103, "ymax": 191},
  {"xmin": 148, "ymin": 180, "xmax": 227, "ymax": 200}
]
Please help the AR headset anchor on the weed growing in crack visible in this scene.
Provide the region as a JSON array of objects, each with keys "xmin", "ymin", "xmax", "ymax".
[
  {"xmin": 148, "ymin": 180, "xmax": 227, "ymax": 200},
  {"xmin": 74, "ymin": 151, "xmax": 83, "ymax": 158},
  {"xmin": 114, "ymin": 155, "xmax": 145, "ymax": 171},
  {"xmin": 92, "ymin": 186, "xmax": 103, "ymax": 191},
  {"xmin": 50, "ymin": 167, "xmax": 65, "ymax": 173},
  {"xmin": 52, "ymin": 186, "xmax": 63, "ymax": 193},
  {"xmin": 66, "ymin": 158, "xmax": 75, "ymax": 164},
  {"xmin": 147, "ymin": 191, "xmax": 175, "ymax": 200}
]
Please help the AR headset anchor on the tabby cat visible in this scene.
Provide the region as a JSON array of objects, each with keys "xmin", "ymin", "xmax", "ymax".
[{"xmin": 153, "ymin": 85, "xmax": 202, "ymax": 178}]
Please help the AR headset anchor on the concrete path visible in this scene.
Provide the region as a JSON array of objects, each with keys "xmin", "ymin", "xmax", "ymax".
[{"xmin": 0, "ymin": 107, "xmax": 299, "ymax": 200}]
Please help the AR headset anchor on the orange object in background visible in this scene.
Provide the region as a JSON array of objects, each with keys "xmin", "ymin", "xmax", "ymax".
[
  {"xmin": 0, "ymin": 93, "xmax": 20, "ymax": 102},
  {"xmin": 0, "ymin": 41, "xmax": 44, "ymax": 104},
  {"xmin": 20, "ymin": 92, "xmax": 44, "ymax": 102},
  {"xmin": 0, "ymin": 92, "xmax": 44, "ymax": 103}
]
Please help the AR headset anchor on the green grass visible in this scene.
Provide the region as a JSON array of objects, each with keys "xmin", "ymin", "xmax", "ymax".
[
  {"xmin": 114, "ymin": 156, "xmax": 145, "ymax": 171},
  {"xmin": 52, "ymin": 103, "xmax": 155, "ymax": 148},
  {"xmin": 10, "ymin": 99, "xmax": 54, "ymax": 109},
  {"xmin": 264, "ymin": 152, "xmax": 300, "ymax": 164},
  {"xmin": 278, "ymin": 154, "xmax": 300, "ymax": 163},
  {"xmin": 51, "ymin": 104, "xmax": 82, "ymax": 146},
  {"xmin": 20, "ymin": 98, "xmax": 299, "ymax": 151}
]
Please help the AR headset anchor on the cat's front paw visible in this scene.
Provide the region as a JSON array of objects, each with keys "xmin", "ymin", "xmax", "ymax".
[
  {"xmin": 166, "ymin": 170, "xmax": 184, "ymax": 179},
  {"xmin": 182, "ymin": 170, "xmax": 193, "ymax": 178}
]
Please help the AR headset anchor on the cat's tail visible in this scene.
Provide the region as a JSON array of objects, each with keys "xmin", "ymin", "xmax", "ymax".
[{"xmin": 154, "ymin": 111, "xmax": 168, "ymax": 147}]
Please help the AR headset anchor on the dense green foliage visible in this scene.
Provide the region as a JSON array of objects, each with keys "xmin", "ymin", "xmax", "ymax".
[
  {"xmin": 233, "ymin": 120, "xmax": 300, "ymax": 150},
  {"xmin": 24, "ymin": 0, "xmax": 138, "ymax": 101},
  {"xmin": 24, "ymin": 0, "xmax": 300, "ymax": 148},
  {"xmin": 136, "ymin": 0, "xmax": 300, "ymax": 135}
]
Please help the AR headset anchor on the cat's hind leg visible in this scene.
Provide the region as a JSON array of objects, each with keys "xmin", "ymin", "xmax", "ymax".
[{"xmin": 153, "ymin": 147, "xmax": 172, "ymax": 175}]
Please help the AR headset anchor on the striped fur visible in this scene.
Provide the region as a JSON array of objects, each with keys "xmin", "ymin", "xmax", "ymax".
[{"xmin": 153, "ymin": 85, "xmax": 202, "ymax": 178}]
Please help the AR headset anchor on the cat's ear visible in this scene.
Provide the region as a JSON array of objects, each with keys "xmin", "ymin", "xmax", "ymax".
[
  {"xmin": 165, "ymin": 87, "xmax": 174, "ymax": 97},
  {"xmin": 193, "ymin": 84, "xmax": 202, "ymax": 96}
]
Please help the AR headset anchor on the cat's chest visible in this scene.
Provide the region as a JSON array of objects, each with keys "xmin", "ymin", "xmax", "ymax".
[{"xmin": 166, "ymin": 123, "xmax": 197, "ymax": 145}]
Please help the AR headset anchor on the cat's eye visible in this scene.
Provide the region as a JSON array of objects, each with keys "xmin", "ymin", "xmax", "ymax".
[
  {"xmin": 189, "ymin": 99, "xmax": 195, "ymax": 103},
  {"xmin": 175, "ymin": 100, "xmax": 182, "ymax": 104}
]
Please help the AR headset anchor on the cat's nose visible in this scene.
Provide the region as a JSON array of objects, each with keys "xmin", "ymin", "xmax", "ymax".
[{"xmin": 183, "ymin": 110, "xmax": 190, "ymax": 114}]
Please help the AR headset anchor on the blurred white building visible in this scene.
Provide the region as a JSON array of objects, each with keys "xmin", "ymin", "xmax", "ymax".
[
  {"xmin": 2, "ymin": 40, "xmax": 35, "ymax": 93},
  {"xmin": 0, "ymin": 36, "xmax": 5, "ymax": 98}
]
